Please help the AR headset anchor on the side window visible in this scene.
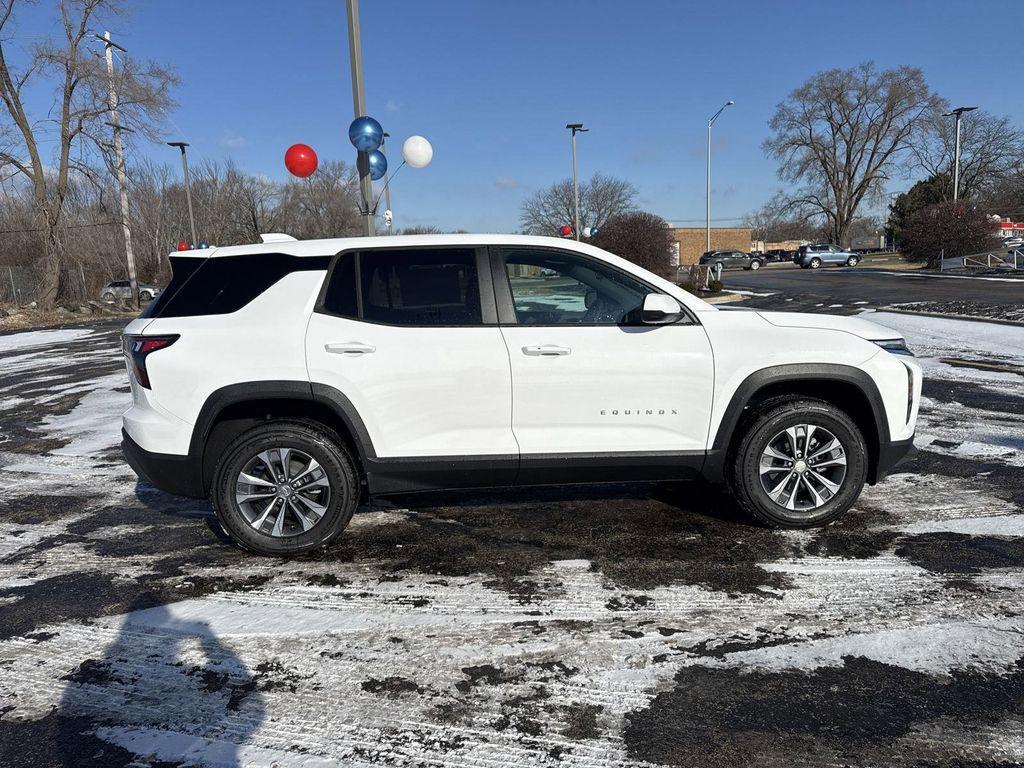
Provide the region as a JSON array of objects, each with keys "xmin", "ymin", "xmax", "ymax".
[
  {"xmin": 147, "ymin": 253, "xmax": 329, "ymax": 318},
  {"xmin": 501, "ymin": 248, "xmax": 650, "ymax": 326},
  {"xmin": 321, "ymin": 254, "xmax": 358, "ymax": 318},
  {"xmin": 358, "ymin": 248, "xmax": 481, "ymax": 326}
]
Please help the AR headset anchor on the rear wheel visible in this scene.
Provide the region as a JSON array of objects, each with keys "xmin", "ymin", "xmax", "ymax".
[
  {"xmin": 212, "ymin": 420, "xmax": 358, "ymax": 555},
  {"xmin": 809, "ymin": 257, "xmax": 822, "ymax": 269},
  {"xmin": 101, "ymin": 291, "xmax": 115, "ymax": 301},
  {"xmin": 730, "ymin": 398, "xmax": 867, "ymax": 528},
  {"xmin": 846, "ymin": 255, "xmax": 860, "ymax": 267}
]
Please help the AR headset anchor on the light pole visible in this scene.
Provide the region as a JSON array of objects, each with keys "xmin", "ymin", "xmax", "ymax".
[
  {"xmin": 706, "ymin": 100, "xmax": 733, "ymax": 252},
  {"xmin": 942, "ymin": 106, "xmax": 977, "ymax": 202},
  {"xmin": 566, "ymin": 123, "xmax": 588, "ymax": 240},
  {"xmin": 345, "ymin": 0, "xmax": 375, "ymax": 236},
  {"xmin": 167, "ymin": 142, "xmax": 198, "ymax": 246},
  {"xmin": 381, "ymin": 132, "xmax": 393, "ymax": 234}
]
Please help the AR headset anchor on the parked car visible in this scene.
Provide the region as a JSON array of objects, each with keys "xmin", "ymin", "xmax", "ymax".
[
  {"xmin": 122, "ymin": 233, "xmax": 919, "ymax": 555},
  {"xmin": 698, "ymin": 250, "xmax": 765, "ymax": 271},
  {"xmin": 763, "ymin": 249, "xmax": 789, "ymax": 263},
  {"xmin": 100, "ymin": 280, "xmax": 161, "ymax": 302},
  {"xmin": 795, "ymin": 244, "xmax": 861, "ymax": 269}
]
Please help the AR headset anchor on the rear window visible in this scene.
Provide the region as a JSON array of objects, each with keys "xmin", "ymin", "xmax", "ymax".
[
  {"xmin": 142, "ymin": 253, "xmax": 329, "ymax": 318},
  {"xmin": 319, "ymin": 248, "xmax": 481, "ymax": 326}
]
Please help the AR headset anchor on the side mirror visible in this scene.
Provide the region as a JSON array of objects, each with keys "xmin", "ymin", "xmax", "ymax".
[{"xmin": 642, "ymin": 293, "xmax": 684, "ymax": 325}]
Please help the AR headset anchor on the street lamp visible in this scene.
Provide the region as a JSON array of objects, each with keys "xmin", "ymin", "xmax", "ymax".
[
  {"xmin": 706, "ymin": 100, "xmax": 733, "ymax": 252},
  {"xmin": 942, "ymin": 106, "xmax": 977, "ymax": 202},
  {"xmin": 167, "ymin": 142, "xmax": 198, "ymax": 247},
  {"xmin": 566, "ymin": 123, "xmax": 588, "ymax": 240}
]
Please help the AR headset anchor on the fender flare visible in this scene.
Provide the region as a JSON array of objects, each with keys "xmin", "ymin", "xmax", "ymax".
[
  {"xmin": 702, "ymin": 363, "xmax": 890, "ymax": 483},
  {"xmin": 189, "ymin": 381, "xmax": 378, "ymax": 491}
]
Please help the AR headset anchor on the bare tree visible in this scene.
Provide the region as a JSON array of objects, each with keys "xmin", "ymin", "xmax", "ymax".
[
  {"xmin": 743, "ymin": 191, "xmax": 825, "ymax": 243},
  {"xmin": 764, "ymin": 62, "xmax": 942, "ymax": 246},
  {"xmin": 0, "ymin": 0, "xmax": 177, "ymax": 306},
  {"xmin": 910, "ymin": 110, "xmax": 1024, "ymax": 201},
  {"xmin": 277, "ymin": 161, "xmax": 362, "ymax": 240},
  {"xmin": 519, "ymin": 173, "xmax": 636, "ymax": 235}
]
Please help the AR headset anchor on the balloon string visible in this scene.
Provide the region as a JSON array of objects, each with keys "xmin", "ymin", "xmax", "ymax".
[{"xmin": 369, "ymin": 160, "xmax": 407, "ymax": 216}]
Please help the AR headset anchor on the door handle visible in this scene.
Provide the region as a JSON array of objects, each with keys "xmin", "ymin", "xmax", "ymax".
[
  {"xmin": 522, "ymin": 344, "xmax": 571, "ymax": 357},
  {"xmin": 326, "ymin": 342, "xmax": 376, "ymax": 355}
]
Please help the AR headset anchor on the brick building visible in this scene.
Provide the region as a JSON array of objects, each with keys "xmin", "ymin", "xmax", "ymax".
[{"xmin": 669, "ymin": 227, "xmax": 753, "ymax": 266}]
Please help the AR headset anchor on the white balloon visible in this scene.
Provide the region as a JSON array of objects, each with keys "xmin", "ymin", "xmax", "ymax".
[{"xmin": 402, "ymin": 135, "xmax": 433, "ymax": 169}]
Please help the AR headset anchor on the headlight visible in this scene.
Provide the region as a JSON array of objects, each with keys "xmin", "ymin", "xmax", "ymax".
[{"xmin": 875, "ymin": 338, "xmax": 913, "ymax": 356}]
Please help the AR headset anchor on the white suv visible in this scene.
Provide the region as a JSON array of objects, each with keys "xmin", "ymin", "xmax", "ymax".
[{"xmin": 121, "ymin": 234, "xmax": 920, "ymax": 556}]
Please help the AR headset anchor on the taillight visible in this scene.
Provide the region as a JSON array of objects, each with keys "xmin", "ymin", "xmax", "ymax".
[{"xmin": 123, "ymin": 334, "xmax": 178, "ymax": 389}]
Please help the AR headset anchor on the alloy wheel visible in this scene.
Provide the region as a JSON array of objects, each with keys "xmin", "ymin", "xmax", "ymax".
[
  {"xmin": 235, "ymin": 448, "xmax": 331, "ymax": 537},
  {"xmin": 758, "ymin": 424, "xmax": 847, "ymax": 513}
]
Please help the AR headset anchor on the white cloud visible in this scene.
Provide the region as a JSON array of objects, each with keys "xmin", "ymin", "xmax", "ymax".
[
  {"xmin": 384, "ymin": 100, "xmax": 401, "ymax": 113},
  {"xmin": 494, "ymin": 177, "xmax": 519, "ymax": 190},
  {"xmin": 220, "ymin": 131, "xmax": 248, "ymax": 150}
]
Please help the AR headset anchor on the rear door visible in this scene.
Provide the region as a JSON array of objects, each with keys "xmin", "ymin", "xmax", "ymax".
[{"xmin": 305, "ymin": 246, "xmax": 517, "ymax": 491}]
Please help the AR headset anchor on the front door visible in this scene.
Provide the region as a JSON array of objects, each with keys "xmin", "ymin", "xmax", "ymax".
[
  {"xmin": 306, "ymin": 246, "xmax": 517, "ymax": 492},
  {"xmin": 493, "ymin": 247, "xmax": 714, "ymax": 483}
]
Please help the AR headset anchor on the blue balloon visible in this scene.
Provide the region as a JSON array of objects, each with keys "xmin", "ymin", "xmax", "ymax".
[
  {"xmin": 367, "ymin": 149, "xmax": 387, "ymax": 181},
  {"xmin": 198, "ymin": 241, "xmax": 209, "ymax": 249},
  {"xmin": 348, "ymin": 116, "xmax": 383, "ymax": 152}
]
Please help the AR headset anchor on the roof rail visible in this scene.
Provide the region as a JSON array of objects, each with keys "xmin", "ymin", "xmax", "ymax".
[{"xmin": 259, "ymin": 233, "xmax": 297, "ymax": 243}]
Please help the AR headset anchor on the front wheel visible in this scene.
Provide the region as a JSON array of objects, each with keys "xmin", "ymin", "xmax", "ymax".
[
  {"xmin": 748, "ymin": 260, "xmax": 761, "ymax": 270},
  {"xmin": 730, "ymin": 398, "xmax": 867, "ymax": 528},
  {"xmin": 101, "ymin": 291, "xmax": 115, "ymax": 301},
  {"xmin": 846, "ymin": 256, "xmax": 860, "ymax": 267},
  {"xmin": 212, "ymin": 420, "xmax": 359, "ymax": 555}
]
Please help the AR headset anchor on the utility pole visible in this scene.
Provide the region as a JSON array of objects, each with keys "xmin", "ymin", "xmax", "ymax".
[
  {"xmin": 706, "ymin": 100, "xmax": 733, "ymax": 253},
  {"xmin": 943, "ymin": 106, "xmax": 977, "ymax": 202},
  {"xmin": 167, "ymin": 142, "xmax": 198, "ymax": 246},
  {"xmin": 566, "ymin": 123, "xmax": 588, "ymax": 240},
  {"xmin": 382, "ymin": 132, "xmax": 393, "ymax": 234},
  {"xmin": 345, "ymin": 0, "xmax": 375, "ymax": 236},
  {"xmin": 98, "ymin": 31, "xmax": 140, "ymax": 308}
]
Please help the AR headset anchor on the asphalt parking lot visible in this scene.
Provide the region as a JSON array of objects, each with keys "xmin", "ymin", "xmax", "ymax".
[
  {"xmin": 724, "ymin": 263, "xmax": 1024, "ymax": 317},
  {"xmin": 1, "ymin": 301, "xmax": 1023, "ymax": 766}
]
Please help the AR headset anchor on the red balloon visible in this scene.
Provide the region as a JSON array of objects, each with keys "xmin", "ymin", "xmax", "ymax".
[
  {"xmin": 285, "ymin": 143, "xmax": 318, "ymax": 178},
  {"xmin": 560, "ymin": 225, "xmax": 572, "ymax": 237}
]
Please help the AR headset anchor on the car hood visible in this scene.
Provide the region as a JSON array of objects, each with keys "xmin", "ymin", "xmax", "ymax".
[{"xmin": 756, "ymin": 311, "xmax": 900, "ymax": 341}]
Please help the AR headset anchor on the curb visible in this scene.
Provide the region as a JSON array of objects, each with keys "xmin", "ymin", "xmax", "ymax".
[
  {"xmin": 875, "ymin": 307, "xmax": 1024, "ymax": 328},
  {"xmin": 704, "ymin": 293, "xmax": 746, "ymax": 304}
]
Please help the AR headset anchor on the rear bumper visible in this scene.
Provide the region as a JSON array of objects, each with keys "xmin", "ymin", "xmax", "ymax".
[
  {"xmin": 872, "ymin": 435, "xmax": 916, "ymax": 483},
  {"xmin": 122, "ymin": 428, "xmax": 205, "ymax": 498}
]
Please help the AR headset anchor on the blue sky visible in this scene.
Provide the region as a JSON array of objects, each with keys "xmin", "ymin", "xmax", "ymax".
[{"xmin": 10, "ymin": 0, "xmax": 1024, "ymax": 232}]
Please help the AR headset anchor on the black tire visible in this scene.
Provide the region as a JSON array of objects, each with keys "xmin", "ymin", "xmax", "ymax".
[
  {"xmin": 809, "ymin": 257, "xmax": 822, "ymax": 269},
  {"xmin": 140, "ymin": 290, "xmax": 154, "ymax": 301},
  {"xmin": 846, "ymin": 256, "xmax": 859, "ymax": 267},
  {"xmin": 101, "ymin": 291, "xmax": 115, "ymax": 301},
  {"xmin": 730, "ymin": 397, "xmax": 867, "ymax": 528},
  {"xmin": 211, "ymin": 420, "xmax": 359, "ymax": 556},
  {"xmin": 747, "ymin": 259, "xmax": 762, "ymax": 271}
]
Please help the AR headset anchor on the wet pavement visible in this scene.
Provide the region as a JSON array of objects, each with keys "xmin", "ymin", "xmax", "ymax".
[{"xmin": 0, "ymin": 311, "xmax": 1022, "ymax": 767}]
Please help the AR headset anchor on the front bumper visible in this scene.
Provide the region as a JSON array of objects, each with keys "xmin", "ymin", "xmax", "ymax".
[
  {"xmin": 122, "ymin": 428, "xmax": 205, "ymax": 498},
  {"xmin": 872, "ymin": 435, "xmax": 916, "ymax": 483}
]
